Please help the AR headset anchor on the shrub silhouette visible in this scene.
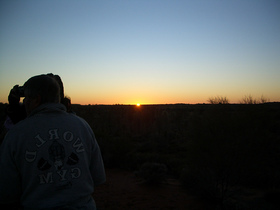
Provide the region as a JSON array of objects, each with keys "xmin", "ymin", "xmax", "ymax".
[
  {"xmin": 208, "ymin": 96, "xmax": 229, "ymax": 104},
  {"xmin": 241, "ymin": 94, "xmax": 269, "ymax": 104}
]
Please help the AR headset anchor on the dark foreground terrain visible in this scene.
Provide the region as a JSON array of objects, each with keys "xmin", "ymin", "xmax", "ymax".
[
  {"xmin": 93, "ymin": 168, "xmax": 211, "ymax": 210},
  {"xmin": 1, "ymin": 103, "xmax": 280, "ymax": 209},
  {"xmin": 76, "ymin": 103, "xmax": 280, "ymax": 209},
  {"xmin": 93, "ymin": 168, "xmax": 279, "ymax": 210}
]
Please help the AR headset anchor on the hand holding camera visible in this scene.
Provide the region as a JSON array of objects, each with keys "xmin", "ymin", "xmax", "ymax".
[{"xmin": 8, "ymin": 85, "xmax": 24, "ymax": 106}]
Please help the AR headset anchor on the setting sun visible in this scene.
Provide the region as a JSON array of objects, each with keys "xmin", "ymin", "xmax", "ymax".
[{"xmin": 136, "ymin": 103, "xmax": 141, "ymax": 107}]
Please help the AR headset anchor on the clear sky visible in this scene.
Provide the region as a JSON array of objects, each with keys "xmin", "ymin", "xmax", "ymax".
[{"xmin": 0, "ymin": 0, "xmax": 279, "ymax": 105}]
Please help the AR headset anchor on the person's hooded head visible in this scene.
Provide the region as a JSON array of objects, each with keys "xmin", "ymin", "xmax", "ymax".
[{"xmin": 23, "ymin": 74, "xmax": 60, "ymax": 115}]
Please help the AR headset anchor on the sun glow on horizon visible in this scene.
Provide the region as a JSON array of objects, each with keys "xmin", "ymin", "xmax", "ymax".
[{"xmin": 136, "ymin": 103, "xmax": 141, "ymax": 107}]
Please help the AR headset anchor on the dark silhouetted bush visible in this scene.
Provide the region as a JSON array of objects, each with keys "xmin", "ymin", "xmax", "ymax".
[
  {"xmin": 208, "ymin": 96, "xmax": 229, "ymax": 104},
  {"xmin": 241, "ymin": 94, "xmax": 269, "ymax": 104}
]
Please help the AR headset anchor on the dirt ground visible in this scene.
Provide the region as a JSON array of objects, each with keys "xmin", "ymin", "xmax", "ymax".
[{"xmin": 93, "ymin": 168, "xmax": 215, "ymax": 210}]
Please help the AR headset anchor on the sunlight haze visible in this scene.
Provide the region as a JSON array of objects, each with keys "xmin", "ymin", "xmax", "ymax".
[{"xmin": 0, "ymin": 0, "xmax": 279, "ymax": 105}]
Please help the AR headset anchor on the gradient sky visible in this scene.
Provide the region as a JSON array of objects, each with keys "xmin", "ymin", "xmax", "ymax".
[{"xmin": 1, "ymin": 0, "xmax": 279, "ymax": 105}]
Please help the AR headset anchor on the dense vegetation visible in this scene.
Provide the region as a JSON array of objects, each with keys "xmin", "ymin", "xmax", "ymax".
[
  {"xmin": 1, "ymin": 102, "xmax": 280, "ymax": 208},
  {"xmin": 72, "ymin": 103, "xmax": 280, "ymax": 208}
]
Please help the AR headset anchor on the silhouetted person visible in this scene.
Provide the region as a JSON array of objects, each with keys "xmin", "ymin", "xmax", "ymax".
[
  {"xmin": 6, "ymin": 85, "xmax": 27, "ymax": 125},
  {"xmin": 0, "ymin": 74, "xmax": 106, "ymax": 209},
  {"xmin": 62, "ymin": 96, "xmax": 75, "ymax": 114},
  {"xmin": 0, "ymin": 85, "xmax": 27, "ymax": 145},
  {"xmin": 0, "ymin": 74, "xmax": 74, "ymax": 144}
]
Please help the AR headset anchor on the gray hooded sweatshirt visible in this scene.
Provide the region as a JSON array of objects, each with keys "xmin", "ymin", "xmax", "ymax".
[{"xmin": 0, "ymin": 103, "xmax": 106, "ymax": 209}]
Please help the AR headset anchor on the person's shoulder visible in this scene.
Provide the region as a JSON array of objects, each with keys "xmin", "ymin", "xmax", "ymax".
[
  {"xmin": 4, "ymin": 117, "xmax": 30, "ymax": 137},
  {"xmin": 66, "ymin": 114, "xmax": 94, "ymax": 135},
  {"xmin": 1, "ymin": 119, "xmax": 26, "ymax": 145},
  {"xmin": 66, "ymin": 112, "xmax": 90, "ymax": 126}
]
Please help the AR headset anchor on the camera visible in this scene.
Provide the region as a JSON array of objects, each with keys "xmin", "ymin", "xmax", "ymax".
[{"xmin": 18, "ymin": 86, "xmax": 25, "ymax": 97}]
